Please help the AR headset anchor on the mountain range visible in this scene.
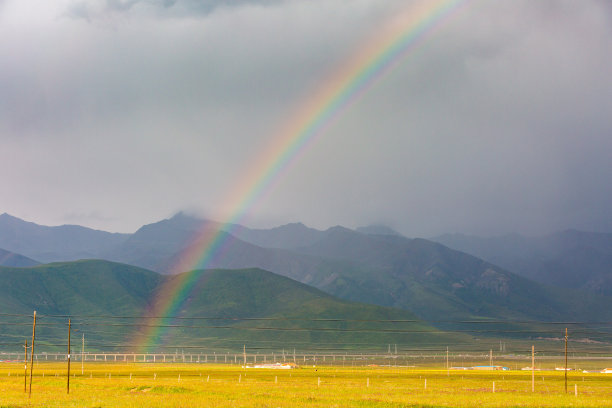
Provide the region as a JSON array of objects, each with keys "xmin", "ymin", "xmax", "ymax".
[
  {"xmin": 0, "ymin": 213, "xmax": 128, "ymax": 263},
  {"xmin": 433, "ymin": 230, "xmax": 612, "ymax": 297},
  {"xmin": 2, "ymin": 212, "xmax": 612, "ymax": 342},
  {"xmin": 0, "ymin": 260, "xmax": 454, "ymax": 352}
]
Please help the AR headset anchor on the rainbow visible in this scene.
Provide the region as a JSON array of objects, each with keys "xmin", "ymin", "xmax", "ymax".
[{"xmin": 133, "ymin": 0, "xmax": 467, "ymax": 351}]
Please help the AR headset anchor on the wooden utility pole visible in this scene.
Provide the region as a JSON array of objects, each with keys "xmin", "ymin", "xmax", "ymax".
[
  {"xmin": 446, "ymin": 346, "xmax": 450, "ymax": 376},
  {"xmin": 489, "ymin": 349, "xmax": 493, "ymax": 366},
  {"xmin": 446, "ymin": 347, "xmax": 449, "ymax": 370},
  {"xmin": 243, "ymin": 345, "xmax": 246, "ymax": 367},
  {"xmin": 67, "ymin": 319, "xmax": 71, "ymax": 394},
  {"xmin": 531, "ymin": 345, "xmax": 535, "ymax": 392},
  {"xmin": 564, "ymin": 328, "xmax": 568, "ymax": 393},
  {"xmin": 81, "ymin": 333, "xmax": 85, "ymax": 375},
  {"xmin": 24, "ymin": 339, "xmax": 28, "ymax": 393},
  {"xmin": 28, "ymin": 311, "xmax": 37, "ymax": 398}
]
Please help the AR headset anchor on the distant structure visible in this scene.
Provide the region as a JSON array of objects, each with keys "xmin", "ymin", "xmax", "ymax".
[
  {"xmin": 451, "ymin": 365, "xmax": 509, "ymax": 371},
  {"xmin": 246, "ymin": 362, "xmax": 299, "ymax": 369}
]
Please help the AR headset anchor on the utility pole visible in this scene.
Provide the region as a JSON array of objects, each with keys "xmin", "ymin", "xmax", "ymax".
[
  {"xmin": 446, "ymin": 347, "xmax": 449, "ymax": 370},
  {"xmin": 446, "ymin": 346, "xmax": 450, "ymax": 376},
  {"xmin": 81, "ymin": 333, "xmax": 85, "ymax": 375},
  {"xmin": 243, "ymin": 345, "xmax": 246, "ymax": 368},
  {"xmin": 489, "ymin": 349, "xmax": 493, "ymax": 366},
  {"xmin": 28, "ymin": 311, "xmax": 37, "ymax": 398},
  {"xmin": 565, "ymin": 328, "xmax": 568, "ymax": 393},
  {"xmin": 531, "ymin": 345, "xmax": 535, "ymax": 392},
  {"xmin": 24, "ymin": 339, "xmax": 28, "ymax": 393},
  {"xmin": 67, "ymin": 319, "xmax": 71, "ymax": 394}
]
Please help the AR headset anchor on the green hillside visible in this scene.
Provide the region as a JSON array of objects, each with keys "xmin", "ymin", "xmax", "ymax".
[
  {"xmin": 0, "ymin": 260, "xmax": 161, "ymax": 350},
  {"xmin": 146, "ymin": 268, "xmax": 455, "ymax": 351},
  {"xmin": 0, "ymin": 260, "xmax": 462, "ymax": 352},
  {"xmin": 0, "ymin": 260, "xmax": 161, "ymax": 315}
]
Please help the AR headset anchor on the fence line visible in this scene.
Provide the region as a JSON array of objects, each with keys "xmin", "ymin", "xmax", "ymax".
[{"xmin": 2, "ymin": 351, "xmax": 612, "ymax": 367}]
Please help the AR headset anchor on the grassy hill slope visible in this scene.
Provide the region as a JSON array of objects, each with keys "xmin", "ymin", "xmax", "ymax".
[
  {"xmin": 142, "ymin": 268, "xmax": 456, "ymax": 351},
  {"xmin": 0, "ymin": 260, "xmax": 459, "ymax": 352},
  {"xmin": 0, "ymin": 260, "xmax": 161, "ymax": 350}
]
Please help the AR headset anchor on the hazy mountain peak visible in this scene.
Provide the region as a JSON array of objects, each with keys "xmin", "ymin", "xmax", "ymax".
[
  {"xmin": 170, "ymin": 211, "xmax": 202, "ymax": 222},
  {"xmin": 278, "ymin": 222, "xmax": 307, "ymax": 229},
  {"xmin": 356, "ymin": 224, "xmax": 403, "ymax": 237},
  {"xmin": 0, "ymin": 213, "xmax": 129, "ymax": 263},
  {"xmin": 0, "ymin": 213, "xmax": 31, "ymax": 225},
  {"xmin": 130, "ymin": 213, "xmax": 209, "ymax": 241},
  {"xmin": 325, "ymin": 225, "xmax": 351, "ymax": 233},
  {"xmin": 223, "ymin": 221, "xmax": 323, "ymax": 250},
  {"xmin": 320, "ymin": 226, "xmax": 358, "ymax": 240}
]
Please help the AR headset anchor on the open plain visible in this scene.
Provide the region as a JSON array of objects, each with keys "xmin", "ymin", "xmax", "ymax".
[{"xmin": 1, "ymin": 363, "xmax": 612, "ymax": 408}]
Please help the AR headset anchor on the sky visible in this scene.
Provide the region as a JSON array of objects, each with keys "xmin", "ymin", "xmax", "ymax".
[{"xmin": 1, "ymin": 0, "xmax": 611, "ymax": 237}]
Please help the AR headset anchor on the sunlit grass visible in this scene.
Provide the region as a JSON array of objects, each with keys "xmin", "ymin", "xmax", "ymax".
[{"xmin": 0, "ymin": 362, "xmax": 611, "ymax": 407}]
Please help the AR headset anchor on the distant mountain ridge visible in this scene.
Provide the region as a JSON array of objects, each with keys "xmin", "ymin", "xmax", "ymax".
[
  {"xmin": 0, "ymin": 247, "xmax": 39, "ymax": 267},
  {"xmin": 87, "ymin": 215, "xmax": 612, "ymax": 324},
  {"xmin": 433, "ymin": 230, "xmax": 612, "ymax": 296},
  {"xmin": 286, "ymin": 226, "xmax": 612, "ymax": 323},
  {"xmin": 102, "ymin": 212, "xmax": 217, "ymax": 272},
  {"xmin": 226, "ymin": 221, "xmax": 324, "ymax": 249},
  {"xmin": 100, "ymin": 216, "xmax": 546, "ymax": 321},
  {"xmin": 0, "ymin": 213, "xmax": 129, "ymax": 263},
  {"xmin": 4, "ymin": 213, "xmax": 612, "ymax": 328}
]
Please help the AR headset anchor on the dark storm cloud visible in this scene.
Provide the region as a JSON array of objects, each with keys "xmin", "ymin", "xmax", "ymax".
[
  {"xmin": 1, "ymin": 0, "xmax": 611, "ymax": 236},
  {"xmin": 66, "ymin": 0, "xmax": 282, "ymax": 20}
]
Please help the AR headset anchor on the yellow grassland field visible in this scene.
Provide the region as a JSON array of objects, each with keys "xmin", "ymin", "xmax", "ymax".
[{"xmin": 1, "ymin": 362, "xmax": 612, "ymax": 407}]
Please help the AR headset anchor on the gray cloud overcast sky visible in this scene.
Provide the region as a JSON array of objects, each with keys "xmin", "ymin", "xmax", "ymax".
[{"xmin": 1, "ymin": 0, "xmax": 611, "ymax": 237}]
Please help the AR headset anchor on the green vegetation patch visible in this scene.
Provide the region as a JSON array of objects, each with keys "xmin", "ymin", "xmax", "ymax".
[{"xmin": 149, "ymin": 385, "xmax": 191, "ymax": 394}]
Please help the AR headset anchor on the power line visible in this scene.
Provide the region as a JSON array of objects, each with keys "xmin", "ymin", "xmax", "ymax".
[{"xmin": 31, "ymin": 313, "xmax": 612, "ymax": 325}]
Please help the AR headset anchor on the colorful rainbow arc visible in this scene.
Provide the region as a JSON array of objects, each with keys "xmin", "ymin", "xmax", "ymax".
[{"xmin": 133, "ymin": 0, "xmax": 467, "ymax": 351}]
